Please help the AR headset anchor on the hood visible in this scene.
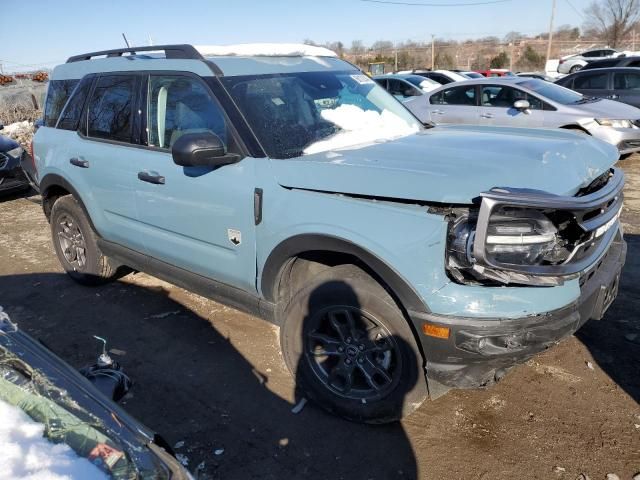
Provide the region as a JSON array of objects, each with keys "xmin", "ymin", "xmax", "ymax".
[
  {"xmin": 570, "ymin": 98, "xmax": 640, "ymax": 119},
  {"xmin": 270, "ymin": 125, "xmax": 618, "ymax": 204}
]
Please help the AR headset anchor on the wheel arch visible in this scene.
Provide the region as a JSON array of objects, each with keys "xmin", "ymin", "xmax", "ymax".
[
  {"xmin": 560, "ymin": 124, "xmax": 591, "ymax": 135},
  {"xmin": 261, "ymin": 234, "xmax": 429, "ymax": 316},
  {"xmin": 40, "ymin": 174, "xmax": 97, "ymax": 232}
]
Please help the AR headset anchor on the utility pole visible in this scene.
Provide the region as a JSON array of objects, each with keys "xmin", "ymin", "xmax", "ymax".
[
  {"xmin": 509, "ymin": 43, "xmax": 514, "ymax": 71},
  {"xmin": 633, "ymin": 30, "xmax": 636, "ymax": 51},
  {"xmin": 545, "ymin": 0, "xmax": 556, "ymax": 67},
  {"xmin": 431, "ymin": 35, "xmax": 435, "ymax": 70},
  {"xmin": 394, "ymin": 50, "xmax": 398, "ymax": 72}
]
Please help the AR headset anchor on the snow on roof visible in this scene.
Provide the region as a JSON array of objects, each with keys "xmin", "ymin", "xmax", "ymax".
[{"xmin": 195, "ymin": 43, "xmax": 337, "ymax": 58}]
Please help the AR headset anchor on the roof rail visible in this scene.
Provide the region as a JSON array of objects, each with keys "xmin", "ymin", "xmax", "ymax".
[{"xmin": 66, "ymin": 44, "xmax": 204, "ymax": 63}]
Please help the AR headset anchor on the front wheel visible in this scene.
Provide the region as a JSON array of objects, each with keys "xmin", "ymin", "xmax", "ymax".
[{"xmin": 280, "ymin": 264, "xmax": 427, "ymax": 423}]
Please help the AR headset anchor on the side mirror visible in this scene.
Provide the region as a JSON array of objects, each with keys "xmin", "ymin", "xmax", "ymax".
[
  {"xmin": 513, "ymin": 99, "xmax": 531, "ymax": 113},
  {"xmin": 171, "ymin": 132, "xmax": 240, "ymax": 168},
  {"xmin": 404, "ymin": 88, "xmax": 420, "ymax": 97}
]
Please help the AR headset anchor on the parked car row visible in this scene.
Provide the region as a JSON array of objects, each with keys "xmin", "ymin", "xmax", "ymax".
[{"xmin": 376, "ymin": 60, "xmax": 640, "ymax": 156}]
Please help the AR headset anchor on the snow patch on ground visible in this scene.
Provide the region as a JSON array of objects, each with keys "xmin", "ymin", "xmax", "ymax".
[
  {"xmin": 2, "ymin": 120, "xmax": 31, "ymax": 136},
  {"xmin": 197, "ymin": 43, "xmax": 337, "ymax": 58},
  {"xmin": 303, "ymin": 105, "xmax": 419, "ymax": 155},
  {"xmin": 0, "ymin": 400, "xmax": 108, "ymax": 480}
]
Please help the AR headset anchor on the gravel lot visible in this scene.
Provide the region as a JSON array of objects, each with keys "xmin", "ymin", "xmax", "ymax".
[{"xmin": 0, "ymin": 157, "xmax": 638, "ymax": 479}]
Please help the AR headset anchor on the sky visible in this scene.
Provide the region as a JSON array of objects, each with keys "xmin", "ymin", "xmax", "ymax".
[{"xmin": 0, "ymin": 0, "xmax": 585, "ymax": 71}]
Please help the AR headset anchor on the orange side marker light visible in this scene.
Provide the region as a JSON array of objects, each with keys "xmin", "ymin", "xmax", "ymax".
[{"xmin": 422, "ymin": 323, "xmax": 450, "ymax": 339}]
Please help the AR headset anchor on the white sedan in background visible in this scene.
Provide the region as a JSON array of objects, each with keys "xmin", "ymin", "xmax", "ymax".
[{"xmin": 373, "ymin": 74, "xmax": 441, "ymax": 123}]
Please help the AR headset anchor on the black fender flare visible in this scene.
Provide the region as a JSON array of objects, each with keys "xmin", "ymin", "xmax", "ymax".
[
  {"xmin": 39, "ymin": 174, "xmax": 97, "ymax": 231},
  {"xmin": 260, "ymin": 234, "xmax": 429, "ymax": 315}
]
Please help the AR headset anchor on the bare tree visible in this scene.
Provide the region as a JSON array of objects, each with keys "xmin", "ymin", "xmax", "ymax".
[{"xmin": 584, "ymin": 0, "xmax": 640, "ymax": 47}]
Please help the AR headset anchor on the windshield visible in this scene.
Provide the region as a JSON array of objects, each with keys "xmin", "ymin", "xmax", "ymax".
[
  {"xmin": 221, "ymin": 70, "xmax": 420, "ymax": 159},
  {"xmin": 516, "ymin": 79, "xmax": 585, "ymax": 105}
]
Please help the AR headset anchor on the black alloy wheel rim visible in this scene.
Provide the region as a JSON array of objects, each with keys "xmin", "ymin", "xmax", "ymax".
[
  {"xmin": 56, "ymin": 214, "xmax": 87, "ymax": 270},
  {"xmin": 304, "ymin": 306, "xmax": 402, "ymax": 401}
]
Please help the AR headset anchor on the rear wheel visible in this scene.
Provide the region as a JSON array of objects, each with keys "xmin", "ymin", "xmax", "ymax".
[
  {"xmin": 50, "ymin": 196, "xmax": 119, "ymax": 285},
  {"xmin": 569, "ymin": 64, "xmax": 582, "ymax": 74},
  {"xmin": 280, "ymin": 264, "xmax": 427, "ymax": 423}
]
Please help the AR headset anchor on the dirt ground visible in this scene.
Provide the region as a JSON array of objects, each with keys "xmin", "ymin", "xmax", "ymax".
[{"xmin": 0, "ymin": 158, "xmax": 638, "ymax": 480}]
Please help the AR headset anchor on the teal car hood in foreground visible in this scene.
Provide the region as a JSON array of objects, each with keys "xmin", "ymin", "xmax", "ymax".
[{"xmin": 271, "ymin": 125, "xmax": 619, "ymax": 204}]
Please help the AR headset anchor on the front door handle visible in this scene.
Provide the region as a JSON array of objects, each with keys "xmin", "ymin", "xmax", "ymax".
[
  {"xmin": 480, "ymin": 113, "xmax": 494, "ymax": 119},
  {"xmin": 137, "ymin": 171, "xmax": 165, "ymax": 185},
  {"xmin": 70, "ymin": 157, "xmax": 89, "ymax": 168},
  {"xmin": 609, "ymin": 94, "xmax": 619, "ymax": 99},
  {"xmin": 432, "ymin": 109, "xmax": 444, "ymax": 114}
]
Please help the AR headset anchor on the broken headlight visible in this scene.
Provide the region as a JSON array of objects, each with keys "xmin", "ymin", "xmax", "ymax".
[
  {"xmin": 446, "ymin": 207, "xmax": 570, "ymax": 285},
  {"xmin": 483, "ymin": 207, "xmax": 558, "ymax": 266}
]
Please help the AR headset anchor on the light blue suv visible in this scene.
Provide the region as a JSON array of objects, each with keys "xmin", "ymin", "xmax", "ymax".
[{"xmin": 33, "ymin": 44, "xmax": 626, "ymax": 423}]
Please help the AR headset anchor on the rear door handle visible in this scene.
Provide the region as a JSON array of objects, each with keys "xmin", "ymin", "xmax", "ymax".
[
  {"xmin": 432, "ymin": 109, "xmax": 445, "ymax": 114},
  {"xmin": 138, "ymin": 171, "xmax": 165, "ymax": 185},
  {"xmin": 609, "ymin": 94, "xmax": 619, "ymax": 99},
  {"xmin": 70, "ymin": 157, "xmax": 89, "ymax": 168},
  {"xmin": 480, "ymin": 113, "xmax": 494, "ymax": 119}
]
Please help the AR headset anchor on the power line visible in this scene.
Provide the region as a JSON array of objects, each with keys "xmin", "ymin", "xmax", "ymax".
[
  {"xmin": 564, "ymin": 0, "xmax": 584, "ymax": 20},
  {"xmin": 360, "ymin": 0, "xmax": 511, "ymax": 5}
]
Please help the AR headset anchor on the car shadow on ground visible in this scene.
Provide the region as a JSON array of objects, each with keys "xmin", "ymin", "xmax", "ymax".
[
  {"xmin": 575, "ymin": 233, "xmax": 640, "ymax": 404},
  {"xmin": 0, "ymin": 272, "xmax": 418, "ymax": 479}
]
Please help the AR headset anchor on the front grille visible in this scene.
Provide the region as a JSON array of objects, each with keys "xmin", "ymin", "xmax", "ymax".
[{"xmin": 473, "ymin": 168, "xmax": 624, "ymax": 278}]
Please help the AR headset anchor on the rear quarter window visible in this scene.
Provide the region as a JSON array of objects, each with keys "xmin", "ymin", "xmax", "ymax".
[
  {"xmin": 57, "ymin": 76, "xmax": 93, "ymax": 131},
  {"xmin": 43, "ymin": 80, "xmax": 79, "ymax": 127}
]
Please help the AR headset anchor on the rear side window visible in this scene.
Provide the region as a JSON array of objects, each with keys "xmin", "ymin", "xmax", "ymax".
[
  {"xmin": 57, "ymin": 76, "xmax": 93, "ymax": 131},
  {"xmin": 432, "ymin": 85, "xmax": 476, "ymax": 105},
  {"xmin": 614, "ymin": 72, "xmax": 640, "ymax": 90},
  {"xmin": 86, "ymin": 75, "xmax": 137, "ymax": 143},
  {"xmin": 573, "ymin": 73, "xmax": 608, "ymax": 89},
  {"xmin": 43, "ymin": 80, "xmax": 79, "ymax": 127},
  {"xmin": 628, "ymin": 60, "xmax": 640, "ymax": 67}
]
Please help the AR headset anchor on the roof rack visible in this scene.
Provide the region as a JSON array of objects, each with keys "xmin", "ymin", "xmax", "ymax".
[{"xmin": 66, "ymin": 44, "xmax": 203, "ymax": 63}]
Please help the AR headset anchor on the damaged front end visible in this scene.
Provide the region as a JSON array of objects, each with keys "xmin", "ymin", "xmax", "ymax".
[
  {"xmin": 418, "ymin": 167, "xmax": 626, "ymax": 395},
  {"xmin": 445, "ymin": 168, "xmax": 624, "ymax": 287}
]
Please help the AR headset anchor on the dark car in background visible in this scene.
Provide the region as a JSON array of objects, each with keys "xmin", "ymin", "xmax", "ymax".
[
  {"xmin": 0, "ymin": 310, "xmax": 193, "ymax": 479},
  {"xmin": 555, "ymin": 67, "xmax": 640, "ymax": 108},
  {"xmin": 0, "ymin": 126, "xmax": 30, "ymax": 195},
  {"xmin": 581, "ymin": 55, "xmax": 640, "ymax": 70}
]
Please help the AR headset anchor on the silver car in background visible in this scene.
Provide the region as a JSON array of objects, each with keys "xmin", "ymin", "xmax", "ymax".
[
  {"xmin": 423, "ymin": 77, "xmax": 640, "ymax": 155},
  {"xmin": 558, "ymin": 48, "xmax": 620, "ymax": 74},
  {"xmin": 373, "ymin": 74, "xmax": 442, "ymax": 123}
]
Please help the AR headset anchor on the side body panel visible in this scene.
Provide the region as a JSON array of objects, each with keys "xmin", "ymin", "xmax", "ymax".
[
  {"xmin": 34, "ymin": 128, "xmax": 143, "ymax": 251},
  {"xmin": 132, "ymin": 150, "xmax": 259, "ymax": 292}
]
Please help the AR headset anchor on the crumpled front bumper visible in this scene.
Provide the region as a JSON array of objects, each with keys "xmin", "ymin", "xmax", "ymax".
[{"xmin": 413, "ymin": 230, "xmax": 626, "ymax": 397}]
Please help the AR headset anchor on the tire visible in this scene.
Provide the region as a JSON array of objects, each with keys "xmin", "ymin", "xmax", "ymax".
[
  {"xmin": 280, "ymin": 264, "xmax": 427, "ymax": 423},
  {"xmin": 569, "ymin": 65, "xmax": 582, "ymax": 74},
  {"xmin": 50, "ymin": 195, "xmax": 118, "ymax": 285}
]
